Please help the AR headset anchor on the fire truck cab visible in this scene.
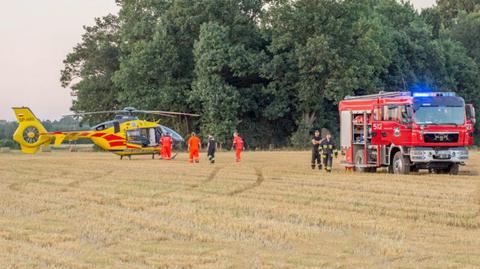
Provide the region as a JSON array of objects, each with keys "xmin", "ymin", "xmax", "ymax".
[{"xmin": 339, "ymin": 92, "xmax": 476, "ymax": 174}]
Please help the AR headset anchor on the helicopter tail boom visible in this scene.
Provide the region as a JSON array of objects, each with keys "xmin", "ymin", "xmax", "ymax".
[{"xmin": 12, "ymin": 107, "xmax": 51, "ymax": 154}]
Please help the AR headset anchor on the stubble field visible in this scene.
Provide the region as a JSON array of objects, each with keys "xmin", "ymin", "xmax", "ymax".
[{"xmin": 0, "ymin": 150, "xmax": 479, "ymax": 269}]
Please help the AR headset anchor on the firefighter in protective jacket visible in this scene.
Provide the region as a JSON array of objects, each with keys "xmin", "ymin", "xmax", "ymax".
[
  {"xmin": 311, "ymin": 130, "xmax": 323, "ymax": 170},
  {"xmin": 320, "ymin": 133, "xmax": 338, "ymax": 172}
]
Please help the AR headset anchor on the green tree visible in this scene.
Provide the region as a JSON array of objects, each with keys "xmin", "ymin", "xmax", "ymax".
[
  {"xmin": 62, "ymin": 0, "xmax": 480, "ymax": 147},
  {"xmin": 114, "ymin": 0, "xmax": 270, "ymax": 143},
  {"xmin": 263, "ymin": 0, "xmax": 389, "ymax": 146},
  {"xmin": 192, "ymin": 23, "xmax": 240, "ymax": 143},
  {"xmin": 60, "ymin": 14, "xmax": 121, "ymax": 123},
  {"xmin": 192, "ymin": 19, "xmax": 269, "ymax": 144},
  {"xmin": 449, "ymin": 11, "xmax": 480, "ymax": 64},
  {"xmin": 437, "ymin": 0, "xmax": 480, "ymax": 25}
]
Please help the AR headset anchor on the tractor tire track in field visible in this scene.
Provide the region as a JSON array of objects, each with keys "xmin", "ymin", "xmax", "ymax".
[
  {"xmin": 8, "ymin": 178, "xmax": 40, "ymax": 192},
  {"xmin": 67, "ymin": 169, "xmax": 115, "ymax": 188},
  {"xmin": 229, "ymin": 167, "xmax": 264, "ymax": 196},
  {"xmin": 152, "ymin": 166, "xmax": 224, "ymax": 198},
  {"xmin": 190, "ymin": 166, "xmax": 224, "ymax": 189},
  {"xmin": 8, "ymin": 169, "xmax": 115, "ymax": 192},
  {"xmin": 6, "ymin": 166, "xmax": 42, "ymax": 192}
]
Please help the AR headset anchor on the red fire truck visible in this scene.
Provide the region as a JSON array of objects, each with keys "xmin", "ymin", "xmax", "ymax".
[{"xmin": 339, "ymin": 91, "xmax": 476, "ymax": 174}]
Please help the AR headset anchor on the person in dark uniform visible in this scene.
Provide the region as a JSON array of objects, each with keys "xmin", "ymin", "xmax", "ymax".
[
  {"xmin": 320, "ymin": 132, "xmax": 338, "ymax": 172},
  {"xmin": 207, "ymin": 135, "xmax": 216, "ymax": 164},
  {"xmin": 311, "ymin": 130, "xmax": 323, "ymax": 170}
]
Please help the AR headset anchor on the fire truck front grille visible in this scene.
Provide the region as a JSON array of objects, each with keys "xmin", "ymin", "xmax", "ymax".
[{"xmin": 423, "ymin": 133, "xmax": 459, "ymax": 143}]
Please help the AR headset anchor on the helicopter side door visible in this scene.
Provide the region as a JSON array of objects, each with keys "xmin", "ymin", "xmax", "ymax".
[
  {"xmin": 148, "ymin": 128, "xmax": 158, "ymax": 146},
  {"xmin": 124, "ymin": 128, "xmax": 154, "ymax": 148}
]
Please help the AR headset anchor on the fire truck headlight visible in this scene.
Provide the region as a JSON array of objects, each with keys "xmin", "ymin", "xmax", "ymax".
[
  {"xmin": 451, "ymin": 149, "xmax": 468, "ymax": 160},
  {"xmin": 457, "ymin": 150, "xmax": 468, "ymax": 159},
  {"xmin": 411, "ymin": 151, "xmax": 423, "ymax": 156},
  {"xmin": 411, "ymin": 150, "xmax": 427, "ymax": 159}
]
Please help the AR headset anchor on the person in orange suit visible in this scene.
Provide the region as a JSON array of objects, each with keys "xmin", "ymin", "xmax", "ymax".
[
  {"xmin": 232, "ymin": 132, "xmax": 244, "ymax": 162},
  {"xmin": 159, "ymin": 133, "xmax": 166, "ymax": 159},
  {"xmin": 160, "ymin": 132, "xmax": 173, "ymax": 160},
  {"xmin": 187, "ymin": 132, "xmax": 201, "ymax": 163}
]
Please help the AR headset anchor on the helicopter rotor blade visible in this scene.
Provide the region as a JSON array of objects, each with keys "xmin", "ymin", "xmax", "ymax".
[
  {"xmin": 63, "ymin": 110, "xmax": 124, "ymax": 117},
  {"xmin": 63, "ymin": 108, "xmax": 200, "ymax": 118},
  {"xmin": 140, "ymin": 110, "xmax": 200, "ymax": 117}
]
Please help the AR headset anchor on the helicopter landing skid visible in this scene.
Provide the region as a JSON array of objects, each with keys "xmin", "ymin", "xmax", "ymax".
[{"xmin": 159, "ymin": 153, "xmax": 178, "ymax": 160}]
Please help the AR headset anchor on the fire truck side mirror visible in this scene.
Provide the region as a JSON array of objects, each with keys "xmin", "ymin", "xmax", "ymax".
[{"xmin": 466, "ymin": 104, "xmax": 476, "ymax": 124}]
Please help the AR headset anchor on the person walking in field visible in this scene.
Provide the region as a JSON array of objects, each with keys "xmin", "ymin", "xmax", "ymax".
[
  {"xmin": 207, "ymin": 135, "xmax": 216, "ymax": 164},
  {"xmin": 320, "ymin": 132, "xmax": 338, "ymax": 172},
  {"xmin": 187, "ymin": 132, "xmax": 201, "ymax": 163},
  {"xmin": 160, "ymin": 132, "xmax": 173, "ymax": 160},
  {"xmin": 232, "ymin": 132, "xmax": 244, "ymax": 162},
  {"xmin": 311, "ymin": 130, "xmax": 323, "ymax": 170}
]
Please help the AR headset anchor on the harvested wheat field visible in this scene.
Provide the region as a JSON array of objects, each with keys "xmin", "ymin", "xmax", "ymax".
[{"xmin": 0, "ymin": 151, "xmax": 479, "ymax": 269}]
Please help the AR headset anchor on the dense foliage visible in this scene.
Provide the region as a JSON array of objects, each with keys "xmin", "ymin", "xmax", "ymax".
[{"xmin": 60, "ymin": 0, "xmax": 480, "ymax": 147}]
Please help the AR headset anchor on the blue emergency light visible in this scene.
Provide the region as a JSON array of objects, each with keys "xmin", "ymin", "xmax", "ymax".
[{"xmin": 412, "ymin": 92, "xmax": 456, "ymax": 97}]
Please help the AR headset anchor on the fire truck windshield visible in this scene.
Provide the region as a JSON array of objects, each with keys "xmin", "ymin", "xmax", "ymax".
[
  {"xmin": 413, "ymin": 96, "xmax": 465, "ymax": 125},
  {"xmin": 413, "ymin": 106, "xmax": 465, "ymax": 125}
]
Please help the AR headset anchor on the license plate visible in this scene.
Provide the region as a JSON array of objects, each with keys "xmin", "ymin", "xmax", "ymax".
[{"xmin": 436, "ymin": 154, "xmax": 450, "ymax": 159}]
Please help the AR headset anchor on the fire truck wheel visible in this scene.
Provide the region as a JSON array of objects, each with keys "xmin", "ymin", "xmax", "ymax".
[
  {"xmin": 354, "ymin": 149, "xmax": 366, "ymax": 172},
  {"xmin": 449, "ymin": 163, "xmax": 459, "ymax": 175},
  {"xmin": 392, "ymin": 151, "xmax": 410, "ymax": 175}
]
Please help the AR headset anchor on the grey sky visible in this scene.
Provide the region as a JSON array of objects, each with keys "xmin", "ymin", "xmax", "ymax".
[
  {"xmin": 0, "ymin": 0, "xmax": 435, "ymax": 121},
  {"xmin": 412, "ymin": 0, "xmax": 437, "ymax": 9},
  {"xmin": 0, "ymin": 0, "xmax": 119, "ymax": 121}
]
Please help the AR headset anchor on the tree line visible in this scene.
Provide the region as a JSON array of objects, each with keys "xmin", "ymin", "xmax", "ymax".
[{"xmin": 61, "ymin": 0, "xmax": 480, "ymax": 148}]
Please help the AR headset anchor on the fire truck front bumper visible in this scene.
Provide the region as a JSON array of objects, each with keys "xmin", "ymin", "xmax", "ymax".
[{"xmin": 409, "ymin": 147, "xmax": 468, "ymax": 163}]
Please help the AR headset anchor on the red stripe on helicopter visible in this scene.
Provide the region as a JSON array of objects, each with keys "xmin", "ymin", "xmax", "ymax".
[
  {"xmin": 109, "ymin": 141, "xmax": 126, "ymax": 147},
  {"xmin": 80, "ymin": 132, "xmax": 90, "ymax": 136},
  {"xmin": 91, "ymin": 132, "xmax": 106, "ymax": 137},
  {"xmin": 127, "ymin": 145, "xmax": 141, "ymax": 149},
  {"xmin": 103, "ymin": 134, "xmax": 124, "ymax": 141}
]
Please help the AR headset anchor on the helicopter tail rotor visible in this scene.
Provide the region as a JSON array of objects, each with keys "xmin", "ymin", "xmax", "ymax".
[{"xmin": 12, "ymin": 107, "xmax": 51, "ymax": 154}]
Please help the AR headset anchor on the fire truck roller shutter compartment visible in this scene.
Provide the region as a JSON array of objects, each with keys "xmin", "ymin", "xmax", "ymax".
[{"xmin": 340, "ymin": 111, "xmax": 352, "ymax": 149}]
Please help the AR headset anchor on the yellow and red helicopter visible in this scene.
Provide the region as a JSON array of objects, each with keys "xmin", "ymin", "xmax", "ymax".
[{"xmin": 12, "ymin": 107, "xmax": 198, "ymax": 159}]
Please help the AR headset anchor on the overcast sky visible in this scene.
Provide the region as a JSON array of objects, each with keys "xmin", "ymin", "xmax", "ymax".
[{"xmin": 0, "ymin": 0, "xmax": 436, "ymax": 121}]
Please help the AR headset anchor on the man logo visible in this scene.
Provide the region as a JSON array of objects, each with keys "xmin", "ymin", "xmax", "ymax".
[{"xmin": 435, "ymin": 134, "xmax": 448, "ymax": 142}]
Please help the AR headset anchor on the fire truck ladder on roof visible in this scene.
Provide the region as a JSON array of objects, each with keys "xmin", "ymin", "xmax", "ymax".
[{"xmin": 344, "ymin": 91, "xmax": 408, "ymax": 100}]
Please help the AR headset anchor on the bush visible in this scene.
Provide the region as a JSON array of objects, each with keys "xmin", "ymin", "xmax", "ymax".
[
  {"xmin": 290, "ymin": 124, "xmax": 312, "ymax": 149},
  {"xmin": 0, "ymin": 139, "xmax": 19, "ymax": 149}
]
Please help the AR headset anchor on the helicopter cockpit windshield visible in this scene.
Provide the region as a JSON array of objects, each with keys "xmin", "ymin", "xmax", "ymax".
[{"xmin": 159, "ymin": 125, "xmax": 184, "ymax": 142}]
